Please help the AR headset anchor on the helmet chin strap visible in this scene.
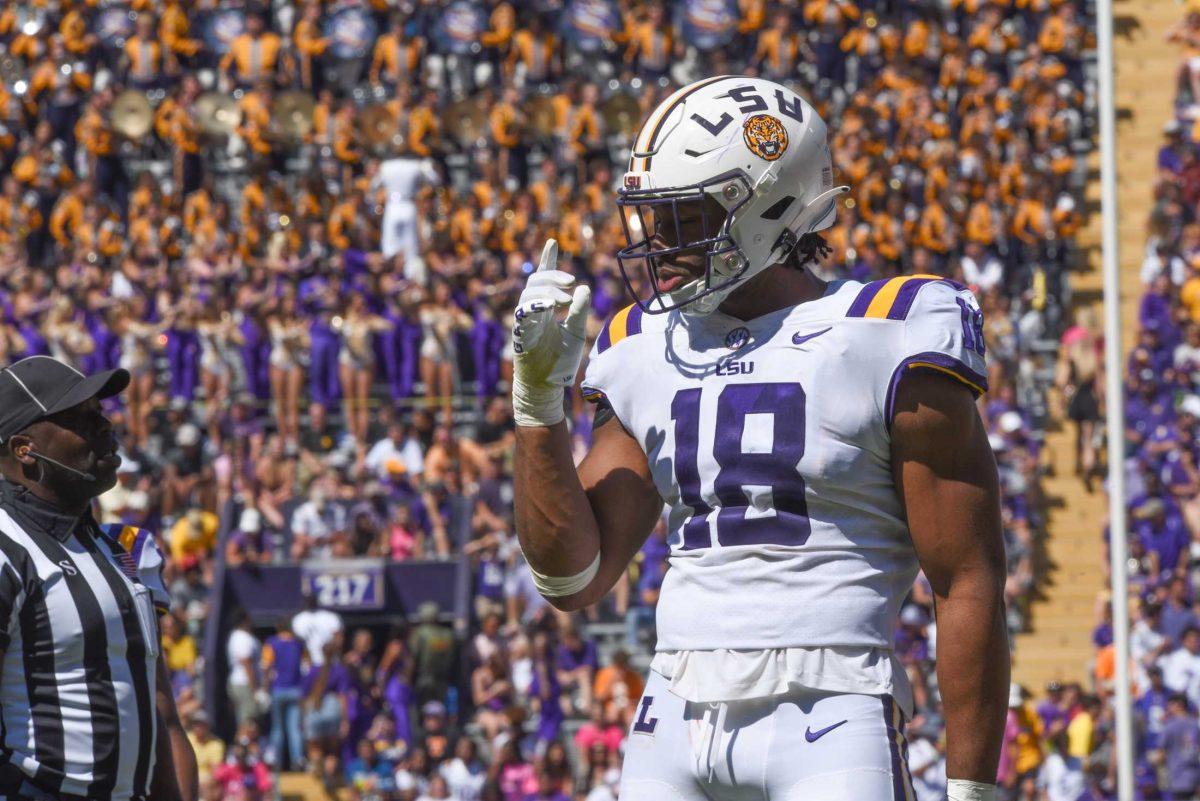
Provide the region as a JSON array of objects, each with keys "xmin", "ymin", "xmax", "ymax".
[{"xmin": 764, "ymin": 185, "xmax": 851, "ymax": 265}]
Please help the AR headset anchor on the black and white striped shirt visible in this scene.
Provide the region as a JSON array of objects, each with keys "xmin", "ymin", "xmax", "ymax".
[{"xmin": 0, "ymin": 481, "xmax": 165, "ymax": 800}]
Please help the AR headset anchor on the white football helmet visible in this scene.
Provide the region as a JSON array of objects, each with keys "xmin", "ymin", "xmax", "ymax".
[{"xmin": 616, "ymin": 75, "xmax": 848, "ymax": 315}]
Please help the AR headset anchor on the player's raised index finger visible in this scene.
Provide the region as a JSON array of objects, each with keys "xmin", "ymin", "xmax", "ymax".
[{"xmin": 537, "ymin": 239, "xmax": 559, "ymax": 272}]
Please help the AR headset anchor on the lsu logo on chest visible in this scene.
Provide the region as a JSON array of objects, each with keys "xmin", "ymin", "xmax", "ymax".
[{"xmin": 715, "ymin": 359, "xmax": 754, "ymax": 376}]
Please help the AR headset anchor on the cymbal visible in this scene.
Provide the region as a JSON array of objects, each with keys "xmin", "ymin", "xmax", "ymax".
[
  {"xmin": 360, "ymin": 105, "xmax": 400, "ymax": 152},
  {"xmin": 601, "ymin": 93, "xmax": 641, "ymax": 136},
  {"xmin": 110, "ymin": 90, "xmax": 152, "ymax": 140},
  {"xmin": 272, "ymin": 90, "xmax": 315, "ymax": 143},
  {"xmin": 446, "ymin": 98, "xmax": 486, "ymax": 148},
  {"xmin": 194, "ymin": 92, "xmax": 241, "ymax": 137}
]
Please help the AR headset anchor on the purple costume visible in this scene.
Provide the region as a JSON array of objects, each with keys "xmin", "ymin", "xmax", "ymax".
[
  {"xmin": 239, "ymin": 317, "xmax": 271, "ymax": 404},
  {"xmin": 471, "ymin": 307, "xmax": 504, "ymax": 398},
  {"xmin": 167, "ymin": 326, "xmax": 200, "ymax": 401},
  {"xmin": 530, "ymin": 659, "xmax": 563, "ymax": 743},
  {"xmin": 309, "ymin": 316, "xmax": 341, "ymax": 407},
  {"xmin": 382, "ymin": 309, "xmax": 422, "ymax": 402}
]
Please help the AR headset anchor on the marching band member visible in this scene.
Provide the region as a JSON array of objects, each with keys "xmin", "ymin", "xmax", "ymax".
[
  {"xmin": 221, "ymin": 13, "xmax": 282, "ymax": 89},
  {"xmin": 293, "ymin": 2, "xmax": 330, "ymax": 91},
  {"xmin": 160, "ymin": 0, "xmax": 202, "ymax": 64},
  {"xmin": 124, "ymin": 14, "xmax": 168, "ymax": 90},
  {"xmin": 370, "ymin": 13, "xmax": 424, "ymax": 89}
]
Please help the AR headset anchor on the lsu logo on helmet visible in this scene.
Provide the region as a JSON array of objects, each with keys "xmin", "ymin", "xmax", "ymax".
[{"xmin": 743, "ymin": 114, "xmax": 788, "ymax": 161}]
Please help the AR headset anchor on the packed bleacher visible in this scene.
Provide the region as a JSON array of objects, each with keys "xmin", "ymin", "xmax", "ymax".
[
  {"xmin": 1055, "ymin": 6, "xmax": 1200, "ymax": 800},
  {"xmin": 0, "ymin": 0, "xmax": 1097, "ymax": 799}
]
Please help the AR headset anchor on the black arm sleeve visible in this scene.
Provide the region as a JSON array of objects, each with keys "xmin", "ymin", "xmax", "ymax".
[{"xmin": 592, "ymin": 395, "xmax": 617, "ymax": 430}]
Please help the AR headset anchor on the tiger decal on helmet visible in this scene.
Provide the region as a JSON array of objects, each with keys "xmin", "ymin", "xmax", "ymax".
[{"xmin": 743, "ymin": 114, "xmax": 788, "ymax": 161}]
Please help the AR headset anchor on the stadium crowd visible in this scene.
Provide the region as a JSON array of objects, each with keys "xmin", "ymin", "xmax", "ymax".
[
  {"xmin": 0, "ymin": 0, "xmax": 1097, "ymax": 799},
  {"xmin": 1039, "ymin": 4, "xmax": 1200, "ymax": 801}
]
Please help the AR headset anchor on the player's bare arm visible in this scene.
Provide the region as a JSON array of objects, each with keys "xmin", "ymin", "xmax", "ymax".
[
  {"xmin": 514, "ymin": 410, "xmax": 663, "ymax": 611},
  {"xmin": 892, "ymin": 370, "xmax": 1010, "ymax": 793},
  {"xmin": 511, "ymin": 239, "xmax": 663, "ymax": 610}
]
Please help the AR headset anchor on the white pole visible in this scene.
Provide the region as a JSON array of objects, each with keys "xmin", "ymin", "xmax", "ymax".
[{"xmin": 1095, "ymin": 0, "xmax": 1133, "ymax": 798}]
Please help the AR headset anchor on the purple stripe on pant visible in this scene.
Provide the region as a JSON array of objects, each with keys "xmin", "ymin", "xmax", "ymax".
[{"xmin": 881, "ymin": 695, "xmax": 908, "ymax": 801}]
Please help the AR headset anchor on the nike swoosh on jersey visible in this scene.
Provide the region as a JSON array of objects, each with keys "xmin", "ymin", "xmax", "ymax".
[
  {"xmin": 804, "ymin": 719, "xmax": 848, "ymax": 742},
  {"xmin": 791, "ymin": 327, "xmax": 832, "ymax": 346}
]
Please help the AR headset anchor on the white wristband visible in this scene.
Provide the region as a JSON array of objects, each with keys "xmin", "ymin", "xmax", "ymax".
[
  {"xmin": 947, "ymin": 779, "xmax": 997, "ymax": 801},
  {"xmin": 512, "ymin": 380, "xmax": 565, "ymax": 428},
  {"xmin": 529, "ymin": 552, "xmax": 600, "ymax": 597}
]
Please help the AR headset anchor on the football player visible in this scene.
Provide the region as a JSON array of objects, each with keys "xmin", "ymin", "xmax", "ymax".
[{"xmin": 511, "ymin": 76, "xmax": 1008, "ymax": 801}]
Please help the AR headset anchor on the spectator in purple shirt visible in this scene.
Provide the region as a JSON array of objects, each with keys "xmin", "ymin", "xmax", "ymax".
[
  {"xmin": 1161, "ymin": 578, "xmax": 1198, "ymax": 646},
  {"xmin": 556, "ymin": 622, "xmax": 598, "ymax": 716},
  {"xmin": 1139, "ymin": 667, "xmax": 1171, "ymax": 751},
  {"xmin": 1160, "ymin": 693, "xmax": 1200, "ymax": 800},
  {"xmin": 1127, "ymin": 376, "xmax": 1176, "ymax": 447},
  {"xmin": 895, "ymin": 605, "xmax": 931, "ymax": 665},
  {"xmin": 1141, "ymin": 277, "xmax": 1177, "ymax": 335},
  {"xmin": 1036, "ymin": 681, "xmax": 1070, "ymax": 738},
  {"xmin": 1136, "ymin": 498, "xmax": 1191, "ymax": 580},
  {"xmin": 1159, "ymin": 122, "xmax": 1187, "ymax": 177},
  {"xmin": 263, "ymin": 621, "xmax": 306, "ymax": 770},
  {"xmin": 521, "ymin": 772, "xmax": 572, "ymax": 801},
  {"xmin": 627, "ymin": 519, "xmax": 669, "ymax": 648},
  {"xmin": 303, "ymin": 635, "xmax": 351, "ymax": 767},
  {"xmin": 1093, "ymin": 604, "xmax": 1114, "ymax": 650},
  {"xmin": 225, "ymin": 507, "xmax": 268, "ymax": 567},
  {"xmin": 530, "ymin": 631, "xmax": 563, "ymax": 749},
  {"xmin": 472, "ymin": 538, "xmax": 507, "ymax": 620},
  {"xmin": 379, "ymin": 637, "xmax": 414, "ymax": 747}
]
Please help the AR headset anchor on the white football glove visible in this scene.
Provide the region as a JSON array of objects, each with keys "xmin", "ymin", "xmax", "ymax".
[{"xmin": 511, "ymin": 239, "xmax": 592, "ymax": 427}]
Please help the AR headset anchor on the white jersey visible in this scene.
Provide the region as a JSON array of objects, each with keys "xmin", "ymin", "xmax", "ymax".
[{"xmin": 581, "ymin": 275, "xmax": 988, "ymax": 708}]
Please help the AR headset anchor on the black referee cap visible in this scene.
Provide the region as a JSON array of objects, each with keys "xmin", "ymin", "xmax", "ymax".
[{"xmin": 0, "ymin": 357, "xmax": 129, "ymax": 444}]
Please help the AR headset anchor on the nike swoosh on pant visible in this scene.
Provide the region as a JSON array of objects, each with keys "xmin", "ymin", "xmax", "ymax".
[
  {"xmin": 804, "ymin": 719, "xmax": 849, "ymax": 742},
  {"xmin": 791, "ymin": 327, "xmax": 832, "ymax": 346}
]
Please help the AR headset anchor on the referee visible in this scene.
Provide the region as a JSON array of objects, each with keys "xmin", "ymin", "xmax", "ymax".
[{"xmin": 0, "ymin": 357, "xmax": 197, "ymax": 801}]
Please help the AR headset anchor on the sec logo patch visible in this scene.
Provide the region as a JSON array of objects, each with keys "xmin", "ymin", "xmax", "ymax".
[
  {"xmin": 743, "ymin": 114, "xmax": 788, "ymax": 161},
  {"xmin": 725, "ymin": 327, "xmax": 751, "ymax": 350}
]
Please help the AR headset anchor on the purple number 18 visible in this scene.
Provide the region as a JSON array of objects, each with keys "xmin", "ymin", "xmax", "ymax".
[{"xmin": 670, "ymin": 382, "xmax": 811, "ymax": 550}]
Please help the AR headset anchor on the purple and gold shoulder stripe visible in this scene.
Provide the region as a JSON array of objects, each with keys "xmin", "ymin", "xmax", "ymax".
[
  {"xmin": 595, "ymin": 303, "xmax": 645, "ymax": 355},
  {"xmin": 845, "ymin": 275, "xmax": 967, "ymax": 321}
]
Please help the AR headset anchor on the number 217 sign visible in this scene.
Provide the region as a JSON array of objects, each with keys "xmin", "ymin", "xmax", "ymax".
[{"xmin": 301, "ymin": 561, "xmax": 385, "ymax": 611}]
